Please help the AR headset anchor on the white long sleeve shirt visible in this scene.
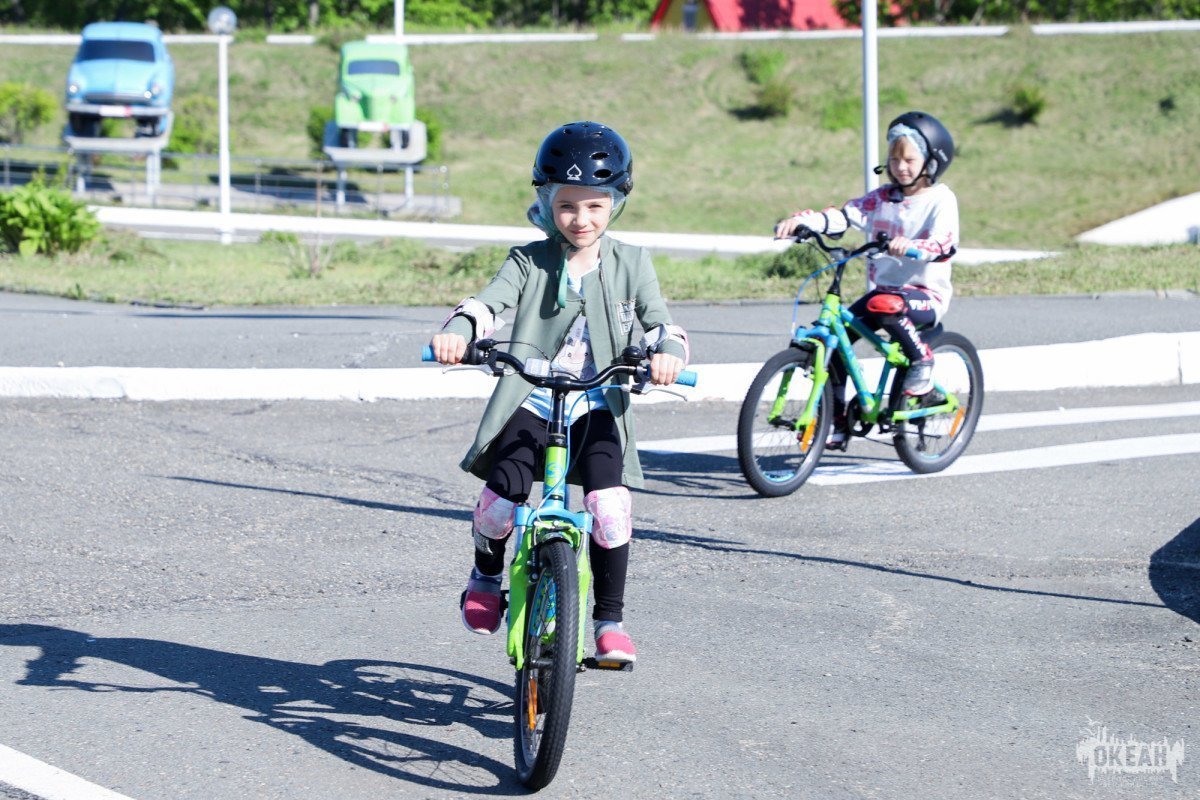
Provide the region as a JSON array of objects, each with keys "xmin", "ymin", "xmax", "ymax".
[{"xmin": 841, "ymin": 183, "xmax": 960, "ymax": 321}]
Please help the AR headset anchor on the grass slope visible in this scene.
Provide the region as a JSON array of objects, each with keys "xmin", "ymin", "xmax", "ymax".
[{"xmin": 2, "ymin": 29, "xmax": 1198, "ymax": 248}]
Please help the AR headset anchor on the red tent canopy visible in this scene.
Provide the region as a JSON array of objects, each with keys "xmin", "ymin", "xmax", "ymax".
[{"xmin": 651, "ymin": 0, "xmax": 849, "ymax": 31}]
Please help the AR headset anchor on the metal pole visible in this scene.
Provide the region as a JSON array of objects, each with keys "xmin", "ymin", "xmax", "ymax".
[
  {"xmin": 218, "ymin": 33, "xmax": 233, "ymax": 244},
  {"xmin": 862, "ymin": 0, "xmax": 879, "ymax": 193},
  {"xmin": 395, "ymin": 0, "xmax": 405, "ymax": 38}
]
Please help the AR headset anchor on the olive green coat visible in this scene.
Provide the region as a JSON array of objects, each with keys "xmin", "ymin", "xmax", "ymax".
[{"xmin": 442, "ymin": 235, "xmax": 685, "ymax": 490}]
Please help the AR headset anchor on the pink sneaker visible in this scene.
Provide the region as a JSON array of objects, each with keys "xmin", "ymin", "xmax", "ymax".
[
  {"xmin": 594, "ymin": 622, "xmax": 637, "ymax": 664},
  {"xmin": 460, "ymin": 571, "xmax": 503, "ymax": 635}
]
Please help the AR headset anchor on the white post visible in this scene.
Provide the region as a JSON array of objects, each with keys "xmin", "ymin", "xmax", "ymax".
[
  {"xmin": 394, "ymin": 0, "xmax": 405, "ymax": 38},
  {"xmin": 862, "ymin": 0, "xmax": 879, "ymax": 193},
  {"xmin": 217, "ymin": 32, "xmax": 233, "ymax": 244}
]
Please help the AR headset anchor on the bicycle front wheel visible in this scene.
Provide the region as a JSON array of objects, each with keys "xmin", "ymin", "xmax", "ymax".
[
  {"xmin": 514, "ymin": 538, "xmax": 579, "ymax": 790},
  {"xmin": 894, "ymin": 331, "xmax": 985, "ymax": 474},
  {"xmin": 737, "ymin": 346, "xmax": 833, "ymax": 497}
]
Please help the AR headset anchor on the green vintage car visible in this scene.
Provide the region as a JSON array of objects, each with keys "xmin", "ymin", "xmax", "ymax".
[{"xmin": 334, "ymin": 41, "xmax": 416, "ymax": 148}]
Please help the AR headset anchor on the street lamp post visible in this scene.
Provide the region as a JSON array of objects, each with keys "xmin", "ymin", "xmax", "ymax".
[
  {"xmin": 862, "ymin": 0, "xmax": 879, "ymax": 193},
  {"xmin": 208, "ymin": 6, "xmax": 237, "ymax": 245}
]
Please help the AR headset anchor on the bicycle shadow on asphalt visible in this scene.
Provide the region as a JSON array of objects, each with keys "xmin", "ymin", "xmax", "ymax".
[
  {"xmin": 0, "ymin": 623, "xmax": 530, "ymax": 795},
  {"xmin": 636, "ymin": 529, "xmax": 1170, "ymax": 612},
  {"xmin": 1148, "ymin": 517, "xmax": 1200, "ymax": 626},
  {"xmin": 169, "ymin": 476, "xmax": 473, "ymax": 523},
  {"xmin": 638, "ymin": 449, "xmax": 899, "ymax": 499}
]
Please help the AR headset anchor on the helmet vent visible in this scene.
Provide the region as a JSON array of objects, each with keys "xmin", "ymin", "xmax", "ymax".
[
  {"xmin": 591, "ymin": 151, "xmax": 609, "ymax": 160},
  {"xmin": 550, "ymin": 148, "xmax": 564, "ymax": 157},
  {"xmin": 594, "ymin": 169, "xmax": 612, "ymax": 179}
]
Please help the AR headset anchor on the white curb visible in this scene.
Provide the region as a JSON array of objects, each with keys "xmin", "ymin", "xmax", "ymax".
[
  {"xmin": 1, "ymin": 332, "xmax": 1196, "ymax": 402},
  {"xmin": 91, "ymin": 206, "xmax": 1057, "ymax": 264}
]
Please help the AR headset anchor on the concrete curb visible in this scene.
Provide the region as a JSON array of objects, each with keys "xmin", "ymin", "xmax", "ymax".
[
  {"xmin": 2, "ymin": 332, "xmax": 1196, "ymax": 402},
  {"xmin": 1076, "ymin": 192, "xmax": 1200, "ymax": 246}
]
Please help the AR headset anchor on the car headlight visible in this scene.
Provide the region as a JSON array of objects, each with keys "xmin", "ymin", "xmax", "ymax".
[
  {"xmin": 68, "ymin": 83, "xmax": 81, "ymax": 96},
  {"xmin": 149, "ymin": 83, "xmax": 164, "ymax": 97}
]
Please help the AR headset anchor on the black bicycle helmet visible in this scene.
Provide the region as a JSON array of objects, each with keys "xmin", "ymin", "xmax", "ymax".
[
  {"xmin": 888, "ymin": 111, "xmax": 954, "ymax": 184},
  {"xmin": 531, "ymin": 121, "xmax": 634, "ymax": 195}
]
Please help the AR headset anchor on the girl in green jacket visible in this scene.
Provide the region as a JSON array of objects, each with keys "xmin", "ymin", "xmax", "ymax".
[{"xmin": 429, "ymin": 121, "xmax": 689, "ymax": 665}]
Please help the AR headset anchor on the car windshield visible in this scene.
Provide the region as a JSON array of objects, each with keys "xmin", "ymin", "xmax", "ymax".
[
  {"xmin": 77, "ymin": 40, "xmax": 156, "ymax": 63},
  {"xmin": 347, "ymin": 59, "xmax": 401, "ymax": 76}
]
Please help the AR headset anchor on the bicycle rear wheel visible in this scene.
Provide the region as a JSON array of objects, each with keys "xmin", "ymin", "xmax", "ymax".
[
  {"xmin": 514, "ymin": 538, "xmax": 579, "ymax": 789},
  {"xmin": 894, "ymin": 331, "xmax": 984, "ymax": 473},
  {"xmin": 737, "ymin": 346, "xmax": 833, "ymax": 497}
]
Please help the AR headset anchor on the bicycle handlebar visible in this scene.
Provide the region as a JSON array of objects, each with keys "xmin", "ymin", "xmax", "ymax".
[
  {"xmin": 793, "ymin": 227, "xmax": 921, "ymax": 260},
  {"xmin": 421, "ymin": 341, "xmax": 698, "ymax": 389}
]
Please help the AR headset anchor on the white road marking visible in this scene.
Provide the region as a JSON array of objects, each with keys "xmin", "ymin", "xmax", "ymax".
[
  {"xmin": 0, "ymin": 743, "xmax": 135, "ymax": 800},
  {"xmin": 808, "ymin": 433, "xmax": 1200, "ymax": 485},
  {"xmin": 639, "ymin": 401, "xmax": 1200, "ymax": 485},
  {"xmin": 638, "ymin": 400, "xmax": 1200, "ymax": 455}
]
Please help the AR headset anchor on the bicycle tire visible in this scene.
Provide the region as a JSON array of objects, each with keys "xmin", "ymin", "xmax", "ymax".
[
  {"xmin": 893, "ymin": 331, "xmax": 985, "ymax": 474},
  {"xmin": 514, "ymin": 538, "xmax": 579, "ymax": 789},
  {"xmin": 737, "ymin": 346, "xmax": 833, "ymax": 497}
]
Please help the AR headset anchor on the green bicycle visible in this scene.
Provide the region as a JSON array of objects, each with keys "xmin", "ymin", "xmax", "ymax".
[
  {"xmin": 737, "ymin": 230, "xmax": 984, "ymax": 497},
  {"xmin": 424, "ymin": 339, "xmax": 696, "ymax": 789}
]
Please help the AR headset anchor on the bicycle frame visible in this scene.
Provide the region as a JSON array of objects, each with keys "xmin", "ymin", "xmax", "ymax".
[
  {"xmin": 506, "ymin": 387, "xmax": 594, "ymax": 671},
  {"xmin": 785, "ymin": 244, "xmax": 963, "ymax": 435}
]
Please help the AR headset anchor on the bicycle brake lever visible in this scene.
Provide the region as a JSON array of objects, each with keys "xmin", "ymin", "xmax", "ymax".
[{"xmin": 626, "ymin": 384, "xmax": 689, "ymax": 401}]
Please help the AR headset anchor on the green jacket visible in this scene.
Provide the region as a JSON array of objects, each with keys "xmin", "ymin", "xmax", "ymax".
[{"xmin": 443, "ymin": 235, "xmax": 685, "ymax": 490}]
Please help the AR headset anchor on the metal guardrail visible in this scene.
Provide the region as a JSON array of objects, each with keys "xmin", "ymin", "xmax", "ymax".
[{"xmin": 0, "ymin": 142, "xmax": 457, "ymax": 220}]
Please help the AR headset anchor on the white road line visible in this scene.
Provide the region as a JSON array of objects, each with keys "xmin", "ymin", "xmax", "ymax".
[
  {"xmin": 808, "ymin": 433, "xmax": 1200, "ymax": 486},
  {"xmin": 0, "ymin": 744, "xmax": 135, "ymax": 800},
  {"xmin": 638, "ymin": 400, "xmax": 1200, "ymax": 454}
]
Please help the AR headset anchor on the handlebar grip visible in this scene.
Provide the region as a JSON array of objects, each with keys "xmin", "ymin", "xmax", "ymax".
[
  {"xmin": 675, "ymin": 370, "xmax": 698, "ymax": 387},
  {"xmin": 904, "ymin": 247, "xmax": 921, "ymax": 259},
  {"xmin": 421, "ymin": 345, "xmax": 435, "ymax": 362}
]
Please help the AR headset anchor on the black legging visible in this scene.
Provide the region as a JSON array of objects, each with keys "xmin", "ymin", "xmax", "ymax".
[
  {"xmin": 830, "ymin": 287, "xmax": 938, "ymax": 416},
  {"xmin": 477, "ymin": 407, "xmax": 630, "ymax": 623}
]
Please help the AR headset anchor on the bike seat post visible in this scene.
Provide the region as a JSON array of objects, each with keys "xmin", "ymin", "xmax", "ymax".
[{"xmin": 543, "ymin": 385, "xmax": 570, "ymax": 509}]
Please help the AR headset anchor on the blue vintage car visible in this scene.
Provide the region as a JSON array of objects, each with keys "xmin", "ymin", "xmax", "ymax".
[{"xmin": 65, "ymin": 22, "xmax": 174, "ymax": 138}]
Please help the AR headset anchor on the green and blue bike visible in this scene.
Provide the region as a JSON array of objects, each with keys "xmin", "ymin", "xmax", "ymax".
[
  {"xmin": 737, "ymin": 229, "xmax": 984, "ymax": 497},
  {"xmin": 424, "ymin": 339, "xmax": 696, "ymax": 789}
]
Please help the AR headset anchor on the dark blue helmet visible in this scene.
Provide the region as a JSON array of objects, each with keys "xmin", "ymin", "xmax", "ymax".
[{"xmin": 532, "ymin": 121, "xmax": 634, "ymax": 195}]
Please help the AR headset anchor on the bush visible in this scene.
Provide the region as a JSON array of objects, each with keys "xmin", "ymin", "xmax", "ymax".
[
  {"xmin": 307, "ymin": 104, "xmax": 335, "ymax": 158},
  {"xmin": 168, "ymin": 95, "xmax": 220, "ymax": 155},
  {"xmin": 750, "ymin": 244, "xmax": 825, "ymax": 282},
  {"xmin": 753, "ymin": 80, "xmax": 794, "ymax": 119},
  {"xmin": 0, "ymin": 179, "xmax": 101, "ymax": 256},
  {"xmin": 738, "ymin": 49, "xmax": 786, "ymax": 85},
  {"xmin": 1011, "ymin": 84, "xmax": 1047, "ymax": 125},
  {"xmin": 407, "ymin": 0, "xmax": 492, "ymax": 27},
  {"xmin": 416, "ymin": 107, "xmax": 443, "ymax": 161},
  {"xmin": 0, "ymin": 82, "xmax": 55, "ymax": 144}
]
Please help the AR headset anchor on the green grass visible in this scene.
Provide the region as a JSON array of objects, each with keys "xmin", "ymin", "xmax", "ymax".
[
  {"xmin": 0, "ymin": 28, "xmax": 1198, "ymax": 305},
  {"xmin": 3, "ymin": 29, "xmax": 1199, "ymax": 246},
  {"xmin": 0, "ymin": 231, "xmax": 1193, "ymax": 307}
]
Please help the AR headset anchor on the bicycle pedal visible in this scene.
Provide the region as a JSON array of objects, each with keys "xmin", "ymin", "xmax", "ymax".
[{"xmin": 582, "ymin": 657, "xmax": 634, "ymax": 672}]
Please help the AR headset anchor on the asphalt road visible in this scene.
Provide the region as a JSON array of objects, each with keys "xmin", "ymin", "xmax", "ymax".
[
  {"xmin": 0, "ymin": 290, "xmax": 1198, "ymax": 799},
  {"xmin": 3, "ymin": 289, "xmax": 1199, "ymax": 369}
]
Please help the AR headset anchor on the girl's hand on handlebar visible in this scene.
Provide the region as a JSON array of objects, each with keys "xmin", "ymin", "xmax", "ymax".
[
  {"xmin": 887, "ymin": 236, "xmax": 915, "ymax": 257},
  {"xmin": 430, "ymin": 333, "xmax": 467, "ymax": 365},
  {"xmin": 649, "ymin": 352, "xmax": 684, "ymax": 385},
  {"xmin": 774, "ymin": 210, "xmax": 823, "ymax": 240}
]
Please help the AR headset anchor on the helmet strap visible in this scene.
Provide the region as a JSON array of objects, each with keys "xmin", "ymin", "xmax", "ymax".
[{"xmin": 556, "ymin": 245, "xmax": 573, "ymax": 309}]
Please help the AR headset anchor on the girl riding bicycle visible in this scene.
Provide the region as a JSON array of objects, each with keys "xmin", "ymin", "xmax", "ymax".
[
  {"xmin": 774, "ymin": 111, "xmax": 959, "ymax": 448},
  {"xmin": 428, "ymin": 121, "xmax": 689, "ymax": 665}
]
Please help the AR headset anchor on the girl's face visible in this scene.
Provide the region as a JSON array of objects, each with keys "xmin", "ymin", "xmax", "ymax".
[
  {"xmin": 552, "ymin": 185, "xmax": 613, "ymax": 249},
  {"xmin": 888, "ymin": 137, "xmax": 930, "ymax": 193}
]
